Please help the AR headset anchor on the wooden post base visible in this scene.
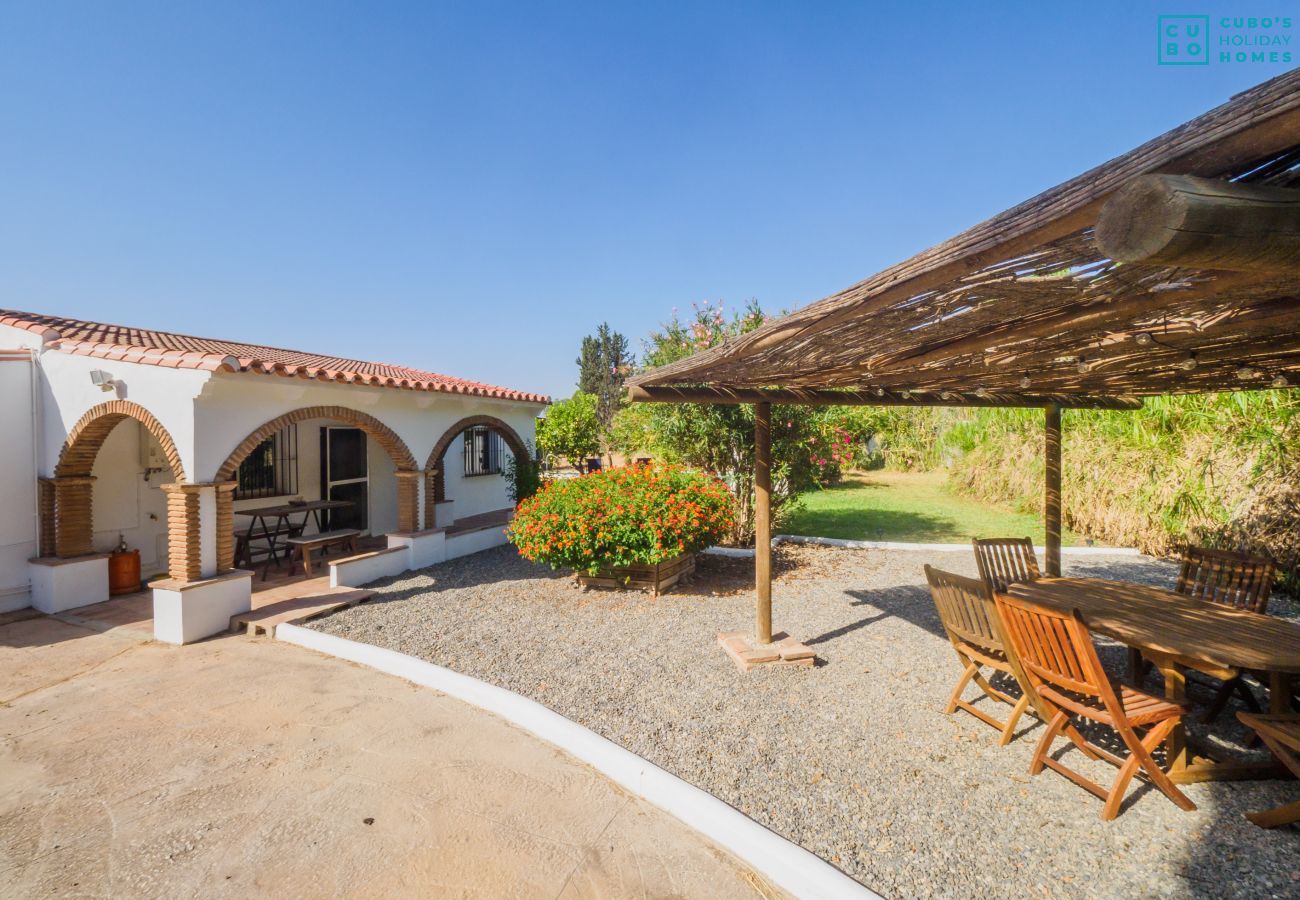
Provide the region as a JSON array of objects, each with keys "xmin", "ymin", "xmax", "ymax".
[{"xmin": 718, "ymin": 630, "xmax": 816, "ymax": 672}]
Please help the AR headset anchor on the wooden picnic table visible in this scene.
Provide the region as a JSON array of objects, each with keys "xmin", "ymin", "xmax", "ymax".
[
  {"xmin": 235, "ymin": 500, "xmax": 353, "ymax": 571},
  {"xmin": 1007, "ymin": 577, "xmax": 1300, "ymax": 784}
]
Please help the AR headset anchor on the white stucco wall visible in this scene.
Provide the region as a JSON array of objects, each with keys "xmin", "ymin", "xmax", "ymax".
[
  {"xmin": 0, "ymin": 351, "xmax": 38, "ymax": 611},
  {"xmin": 89, "ymin": 421, "xmax": 173, "ymax": 574},
  {"xmin": 440, "ymin": 440, "xmax": 516, "ymax": 521},
  {"xmin": 0, "ymin": 328, "xmax": 209, "ymax": 481}
]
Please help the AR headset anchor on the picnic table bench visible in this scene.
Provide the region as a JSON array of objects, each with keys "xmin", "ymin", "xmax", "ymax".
[{"xmin": 285, "ymin": 529, "xmax": 361, "ymax": 578}]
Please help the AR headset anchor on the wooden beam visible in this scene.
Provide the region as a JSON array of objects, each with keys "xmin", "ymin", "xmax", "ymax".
[
  {"xmin": 628, "ymin": 384, "xmax": 1143, "ymax": 410},
  {"xmin": 1045, "ymin": 404, "xmax": 1062, "ymax": 578},
  {"xmin": 1096, "ymin": 174, "xmax": 1300, "ymax": 274},
  {"xmin": 754, "ymin": 401, "xmax": 773, "ymax": 646}
]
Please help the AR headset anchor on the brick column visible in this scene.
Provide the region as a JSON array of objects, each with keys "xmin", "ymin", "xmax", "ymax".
[
  {"xmin": 37, "ymin": 478, "xmax": 57, "ymax": 558},
  {"xmin": 395, "ymin": 470, "xmax": 421, "ymax": 533},
  {"xmin": 52, "ymin": 475, "xmax": 96, "ymax": 558},
  {"xmin": 215, "ymin": 481, "xmax": 238, "ymax": 572},
  {"xmin": 423, "ymin": 468, "xmax": 439, "ymax": 529},
  {"xmin": 162, "ymin": 484, "xmax": 203, "ymax": 582}
]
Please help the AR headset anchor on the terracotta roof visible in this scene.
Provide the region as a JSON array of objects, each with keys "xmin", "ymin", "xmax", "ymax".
[{"xmin": 0, "ymin": 309, "xmax": 549, "ymax": 403}]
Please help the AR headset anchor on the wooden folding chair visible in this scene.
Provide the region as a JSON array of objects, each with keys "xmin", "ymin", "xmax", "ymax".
[
  {"xmin": 924, "ymin": 566, "xmax": 1032, "ymax": 745},
  {"xmin": 1236, "ymin": 712, "xmax": 1300, "ymax": 828},
  {"xmin": 972, "ymin": 537, "xmax": 1041, "ymax": 594},
  {"xmin": 994, "ymin": 592, "xmax": 1196, "ymax": 821},
  {"xmin": 1167, "ymin": 547, "xmax": 1278, "ymax": 722}
]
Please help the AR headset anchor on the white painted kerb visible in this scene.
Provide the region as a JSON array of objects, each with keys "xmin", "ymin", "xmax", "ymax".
[
  {"xmin": 702, "ymin": 535, "xmax": 1142, "ymax": 557},
  {"xmin": 276, "ymin": 624, "xmax": 876, "ymax": 900}
]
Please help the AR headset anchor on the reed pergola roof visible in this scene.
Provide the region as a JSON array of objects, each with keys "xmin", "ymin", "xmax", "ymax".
[{"xmin": 629, "ymin": 71, "xmax": 1300, "ymax": 406}]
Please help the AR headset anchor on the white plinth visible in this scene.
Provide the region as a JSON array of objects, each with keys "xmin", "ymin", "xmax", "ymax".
[
  {"xmin": 29, "ymin": 554, "xmax": 110, "ymax": 614},
  {"xmin": 152, "ymin": 569, "xmax": 252, "ymax": 645}
]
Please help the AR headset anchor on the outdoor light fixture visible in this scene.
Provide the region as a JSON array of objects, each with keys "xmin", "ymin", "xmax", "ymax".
[
  {"xmin": 873, "ymin": 387, "xmax": 885, "ymax": 397},
  {"xmin": 975, "ymin": 386, "xmax": 988, "ymax": 398},
  {"xmin": 1273, "ymin": 374, "xmax": 1290, "ymax": 388},
  {"xmin": 1019, "ymin": 374, "xmax": 1032, "ymax": 389},
  {"xmin": 900, "ymin": 390, "xmax": 911, "ymax": 399},
  {"xmin": 1236, "ymin": 366, "xmax": 1260, "ymax": 381},
  {"xmin": 1179, "ymin": 353, "xmax": 1198, "ymax": 371},
  {"xmin": 1076, "ymin": 357, "xmax": 1090, "ymax": 374},
  {"xmin": 89, "ymin": 370, "xmax": 116, "ymax": 392},
  {"xmin": 1134, "ymin": 332, "xmax": 1153, "ymax": 346}
]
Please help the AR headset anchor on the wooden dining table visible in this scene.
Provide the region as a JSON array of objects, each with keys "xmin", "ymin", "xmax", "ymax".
[
  {"xmin": 235, "ymin": 500, "xmax": 353, "ymax": 571},
  {"xmin": 1007, "ymin": 577, "xmax": 1300, "ymax": 784}
]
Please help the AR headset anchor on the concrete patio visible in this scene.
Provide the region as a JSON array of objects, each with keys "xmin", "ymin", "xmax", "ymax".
[{"xmin": 0, "ymin": 607, "xmax": 775, "ymax": 898}]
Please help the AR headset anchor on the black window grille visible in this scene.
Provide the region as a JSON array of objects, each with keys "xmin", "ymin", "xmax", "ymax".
[
  {"xmin": 463, "ymin": 427, "xmax": 503, "ymax": 477},
  {"xmin": 235, "ymin": 426, "xmax": 298, "ymax": 499}
]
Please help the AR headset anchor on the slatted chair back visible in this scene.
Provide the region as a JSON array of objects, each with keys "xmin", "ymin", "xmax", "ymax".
[
  {"xmin": 1175, "ymin": 546, "xmax": 1276, "ymax": 613},
  {"xmin": 973, "ymin": 537, "xmax": 1042, "ymax": 594},
  {"xmin": 993, "ymin": 592, "xmax": 1119, "ymax": 714},
  {"xmin": 924, "ymin": 565, "xmax": 1003, "ymax": 657}
]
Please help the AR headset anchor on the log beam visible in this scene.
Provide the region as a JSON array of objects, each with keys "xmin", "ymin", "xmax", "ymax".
[
  {"xmin": 1044, "ymin": 404, "xmax": 1062, "ymax": 578},
  {"xmin": 628, "ymin": 384, "xmax": 1142, "ymax": 410},
  {"xmin": 754, "ymin": 402, "xmax": 773, "ymax": 645},
  {"xmin": 1096, "ymin": 174, "xmax": 1300, "ymax": 274}
]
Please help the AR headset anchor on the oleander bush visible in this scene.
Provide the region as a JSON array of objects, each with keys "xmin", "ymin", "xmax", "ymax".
[{"xmin": 508, "ymin": 463, "xmax": 735, "ymax": 574}]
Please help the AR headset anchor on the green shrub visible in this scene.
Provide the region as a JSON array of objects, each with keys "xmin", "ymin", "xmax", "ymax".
[{"xmin": 508, "ymin": 463, "xmax": 735, "ymax": 574}]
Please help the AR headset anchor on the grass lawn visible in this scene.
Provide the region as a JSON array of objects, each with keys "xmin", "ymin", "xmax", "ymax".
[{"xmin": 783, "ymin": 469, "xmax": 1087, "ymax": 545}]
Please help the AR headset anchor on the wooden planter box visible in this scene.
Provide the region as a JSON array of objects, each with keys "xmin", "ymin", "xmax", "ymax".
[{"xmin": 576, "ymin": 552, "xmax": 696, "ymax": 596}]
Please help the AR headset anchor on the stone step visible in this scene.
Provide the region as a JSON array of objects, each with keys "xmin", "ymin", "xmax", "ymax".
[{"xmin": 230, "ymin": 589, "xmax": 375, "ymax": 638}]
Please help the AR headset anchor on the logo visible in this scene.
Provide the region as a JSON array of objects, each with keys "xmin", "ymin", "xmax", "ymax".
[
  {"xmin": 1158, "ymin": 15, "xmax": 1294, "ymax": 65},
  {"xmin": 1159, "ymin": 15, "xmax": 1210, "ymax": 64}
]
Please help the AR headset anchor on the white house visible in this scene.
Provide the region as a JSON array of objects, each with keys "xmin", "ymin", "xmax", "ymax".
[{"xmin": 0, "ymin": 309, "xmax": 548, "ymax": 643}]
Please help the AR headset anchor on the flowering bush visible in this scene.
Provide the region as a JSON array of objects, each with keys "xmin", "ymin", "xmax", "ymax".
[{"xmin": 508, "ymin": 463, "xmax": 735, "ymax": 574}]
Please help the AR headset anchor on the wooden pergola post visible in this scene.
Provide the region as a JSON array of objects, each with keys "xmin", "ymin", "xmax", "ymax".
[
  {"xmin": 1044, "ymin": 403, "xmax": 1062, "ymax": 577},
  {"xmin": 754, "ymin": 401, "xmax": 773, "ymax": 645}
]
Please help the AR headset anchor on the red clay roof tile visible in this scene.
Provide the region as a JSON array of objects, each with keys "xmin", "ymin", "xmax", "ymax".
[{"xmin": 0, "ymin": 309, "xmax": 549, "ymax": 403}]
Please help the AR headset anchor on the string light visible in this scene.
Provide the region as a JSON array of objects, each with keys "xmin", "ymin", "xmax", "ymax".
[
  {"xmin": 1179, "ymin": 353, "xmax": 1198, "ymax": 371},
  {"xmin": 1076, "ymin": 357, "xmax": 1090, "ymax": 374},
  {"xmin": 975, "ymin": 386, "xmax": 988, "ymax": 398},
  {"xmin": 1134, "ymin": 332, "xmax": 1153, "ymax": 346},
  {"xmin": 1019, "ymin": 374, "xmax": 1032, "ymax": 389},
  {"xmin": 873, "ymin": 387, "xmax": 885, "ymax": 397},
  {"xmin": 900, "ymin": 390, "xmax": 911, "ymax": 399},
  {"xmin": 1273, "ymin": 374, "xmax": 1290, "ymax": 388},
  {"xmin": 1236, "ymin": 366, "xmax": 1260, "ymax": 381}
]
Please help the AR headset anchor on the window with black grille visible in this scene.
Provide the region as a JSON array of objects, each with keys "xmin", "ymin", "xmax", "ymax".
[
  {"xmin": 463, "ymin": 426, "xmax": 503, "ymax": 477},
  {"xmin": 235, "ymin": 426, "xmax": 298, "ymax": 499}
]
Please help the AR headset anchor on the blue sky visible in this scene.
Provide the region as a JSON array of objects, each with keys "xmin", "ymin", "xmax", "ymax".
[{"xmin": 0, "ymin": 2, "xmax": 1292, "ymax": 399}]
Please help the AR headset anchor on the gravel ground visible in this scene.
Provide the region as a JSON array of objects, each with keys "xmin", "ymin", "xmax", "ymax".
[{"xmin": 308, "ymin": 545, "xmax": 1300, "ymax": 899}]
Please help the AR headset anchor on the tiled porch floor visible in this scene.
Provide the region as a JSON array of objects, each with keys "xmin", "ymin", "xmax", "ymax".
[{"xmin": 62, "ymin": 534, "xmax": 387, "ymax": 638}]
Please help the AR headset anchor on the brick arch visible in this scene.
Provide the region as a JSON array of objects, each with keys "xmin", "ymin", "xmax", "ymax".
[
  {"xmin": 424, "ymin": 416, "xmax": 528, "ymax": 522},
  {"xmin": 215, "ymin": 405, "xmax": 418, "ymax": 481},
  {"xmin": 56, "ymin": 400, "xmax": 187, "ymax": 481},
  {"xmin": 45, "ymin": 400, "xmax": 187, "ymax": 559}
]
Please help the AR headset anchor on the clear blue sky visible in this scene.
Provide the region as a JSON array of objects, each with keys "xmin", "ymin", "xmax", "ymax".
[{"xmin": 1, "ymin": 2, "xmax": 1292, "ymax": 399}]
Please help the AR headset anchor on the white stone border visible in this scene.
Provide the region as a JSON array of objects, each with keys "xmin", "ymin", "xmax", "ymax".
[
  {"xmin": 275, "ymin": 624, "xmax": 876, "ymax": 900},
  {"xmin": 702, "ymin": 535, "xmax": 1142, "ymax": 557}
]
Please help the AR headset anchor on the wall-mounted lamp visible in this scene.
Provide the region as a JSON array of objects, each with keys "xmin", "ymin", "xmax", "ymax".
[{"xmin": 89, "ymin": 370, "xmax": 117, "ymax": 392}]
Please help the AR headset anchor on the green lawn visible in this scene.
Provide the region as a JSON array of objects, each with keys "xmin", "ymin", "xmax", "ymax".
[{"xmin": 783, "ymin": 470, "xmax": 1086, "ymax": 545}]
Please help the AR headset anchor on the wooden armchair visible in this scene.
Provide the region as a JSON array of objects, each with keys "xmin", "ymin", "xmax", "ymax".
[
  {"xmin": 993, "ymin": 591, "xmax": 1196, "ymax": 821},
  {"xmin": 1177, "ymin": 546, "xmax": 1277, "ymax": 723},
  {"xmin": 972, "ymin": 537, "xmax": 1041, "ymax": 594},
  {"xmin": 1236, "ymin": 713, "xmax": 1300, "ymax": 827},
  {"xmin": 924, "ymin": 566, "xmax": 1032, "ymax": 745}
]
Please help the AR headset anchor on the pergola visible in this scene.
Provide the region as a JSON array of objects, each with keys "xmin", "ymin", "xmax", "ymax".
[{"xmin": 628, "ymin": 70, "xmax": 1300, "ymax": 663}]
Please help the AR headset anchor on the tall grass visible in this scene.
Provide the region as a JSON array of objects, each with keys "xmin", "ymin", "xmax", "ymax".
[{"xmin": 870, "ymin": 392, "xmax": 1300, "ymax": 591}]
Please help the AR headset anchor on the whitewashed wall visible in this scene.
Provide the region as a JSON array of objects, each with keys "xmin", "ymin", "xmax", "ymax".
[
  {"xmin": 194, "ymin": 373, "xmax": 542, "ymax": 497},
  {"xmin": 89, "ymin": 423, "xmax": 173, "ymax": 574},
  {"xmin": 440, "ymin": 440, "xmax": 515, "ymax": 521},
  {"xmin": 0, "ymin": 352, "xmax": 37, "ymax": 611}
]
